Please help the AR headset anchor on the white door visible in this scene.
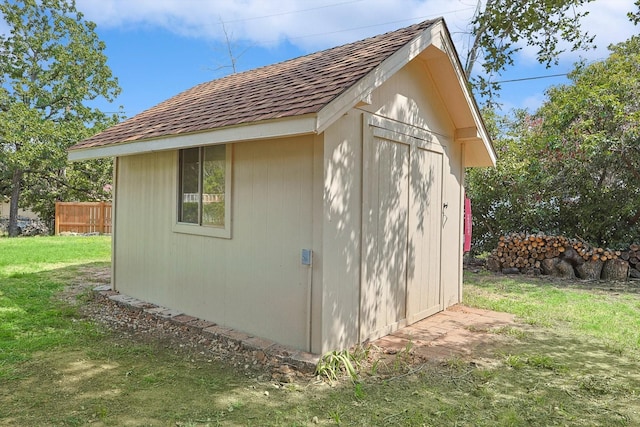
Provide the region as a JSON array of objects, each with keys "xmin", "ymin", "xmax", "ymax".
[
  {"xmin": 360, "ymin": 134, "xmax": 410, "ymax": 340},
  {"xmin": 406, "ymin": 145, "xmax": 443, "ymax": 323},
  {"xmin": 360, "ymin": 118, "xmax": 444, "ymax": 342}
]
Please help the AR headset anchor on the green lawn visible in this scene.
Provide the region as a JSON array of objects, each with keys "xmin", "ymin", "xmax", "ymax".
[
  {"xmin": 2, "ymin": 236, "xmax": 640, "ymax": 426},
  {"xmin": 464, "ymin": 272, "xmax": 640, "ymax": 354}
]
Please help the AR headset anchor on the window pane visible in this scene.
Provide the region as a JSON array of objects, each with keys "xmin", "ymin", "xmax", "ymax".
[
  {"xmin": 202, "ymin": 145, "xmax": 226, "ymax": 227},
  {"xmin": 179, "ymin": 147, "xmax": 200, "ymax": 224}
]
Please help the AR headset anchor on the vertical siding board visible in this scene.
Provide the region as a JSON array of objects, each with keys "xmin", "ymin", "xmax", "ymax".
[
  {"xmin": 441, "ymin": 140, "xmax": 464, "ymax": 307},
  {"xmin": 111, "ymin": 137, "xmax": 313, "ymax": 350},
  {"xmin": 321, "ymin": 112, "xmax": 362, "ymax": 352},
  {"xmin": 360, "ymin": 124, "xmax": 377, "ymax": 341},
  {"xmin": 310, "ymin": 134, "xmax": 324, "ymax": 354},
  {"xmin": 227, "ymin": 142, "xmax": 254, "ymax": 325}
]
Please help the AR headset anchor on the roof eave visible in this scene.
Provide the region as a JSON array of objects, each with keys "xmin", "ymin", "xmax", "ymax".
[
  {"xmin": 316, "ymin": 18, "xmax": 496, "ymax": 168},
  {"xmin": 431, "ymin": 21, "xmax": 496, "ymax": 167},
  {"xmin": 316, "ymin": 20, "xmax": 440, "ymax": 133},
  {"xmin": 68, "ymin": 114, "xmax": 318, "ymax": 161}
]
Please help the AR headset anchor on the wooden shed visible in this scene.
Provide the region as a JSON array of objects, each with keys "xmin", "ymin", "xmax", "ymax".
[{"xmin": 69, "ymin": 18, "xmax": 496, "ymax": 355}]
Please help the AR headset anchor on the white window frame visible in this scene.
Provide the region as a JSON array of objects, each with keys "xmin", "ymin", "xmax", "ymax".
[{"xmin": 173, "ymin": 144, "xmax": 232, "ymax": 239}]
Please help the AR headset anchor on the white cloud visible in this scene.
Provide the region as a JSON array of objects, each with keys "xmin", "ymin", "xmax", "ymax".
[
  {"xmin": 578, "ymin": 0, "xmax": 638, "ymax": 59},
  {"xmin": 520, "ymin": 93, "xmax": 547, "ymax": 112},
  {"xmin": 74, "ymin": 0, "xmax": 638, "ymax": 74},
  {"xmin": 517, "ymin": 0, "xmax": 638, "ymax": 66},
  {"xmin": 75, "ymin": 0, "xmax": 478, "ymax": 51}
]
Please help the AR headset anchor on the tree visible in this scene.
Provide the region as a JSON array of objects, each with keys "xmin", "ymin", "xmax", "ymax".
[
  {"xmin": 464, "ymin": 0, "xmax": 595, "ymax": 102},
  {"xmin": 532, "ymin": 35, "xmax": 640, "ymax": 246},
  {"xmin": 467, "ymin": 35, "xmax": 640, "ymax": 252},
  {"xmin": 0, "ymin": 0, "xmax": 120, "ymax": 236},
  {"xmin": 466, "ymin": 109, "xmax": 554, "ymax": 253},
  {"xmin": 630, "ymin": 0, "xmax": 640, "ymax": 24}
]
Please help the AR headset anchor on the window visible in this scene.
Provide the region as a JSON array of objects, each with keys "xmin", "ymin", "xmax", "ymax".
[{"xmin": 175, "ymin": 144, "xmax": 231, "ymax": 238}]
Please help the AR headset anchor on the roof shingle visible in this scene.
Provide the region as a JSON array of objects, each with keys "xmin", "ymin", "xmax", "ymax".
[{"xmin": 71, "ymin": 19, "xmax": 437, "ymax": 150}]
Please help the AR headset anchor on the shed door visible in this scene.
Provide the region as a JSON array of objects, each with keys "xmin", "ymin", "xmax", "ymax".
[
  {"xmin": 360, "ymin": 118, "xmax": 444, "ymax": 342},
  {"xmin": 406, "ymin": 144, "xmax": 443, "ymax": 324},
  {"xmin": 360, "ymin": 134, "xmax": 410, "ymax": 340}
]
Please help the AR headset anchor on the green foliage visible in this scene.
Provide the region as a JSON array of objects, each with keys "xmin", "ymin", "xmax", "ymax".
[
  {"xmin": 532, "ymin": 36, "xmax": 640, "ymax": 246},
  {"xmin": 468, "ymin": 36, "xmax": 640, "ymax": 251},
  {"xmin": 315, "ymin": 347, "xmax": 369, "ymax": 382},
  {"xmin": 0, "ymin": 0, "xmax": 121, "ymax": 233},
  {"xmin": 202, "ymin": 201, "xmax": 225, "ymax": 226},
  {"xmin": 629, "ymin": 0, "xmax": 640, "ymax": 24},
  {"xmin": 467, "ymin": 109, "xmax": 554, "ymax": 252},
  {"xmin": 315, "ymin": 350, "xmax": 358, "ymax": 382},
  {"xmin": 465, "ymin": 0, "xmax": 595, "ymax": 102}
]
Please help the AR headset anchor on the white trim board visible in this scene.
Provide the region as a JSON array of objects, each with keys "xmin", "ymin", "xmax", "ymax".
[{"xmin": 69, "ymin": 115, "xmax": 317, "ymax": 161}]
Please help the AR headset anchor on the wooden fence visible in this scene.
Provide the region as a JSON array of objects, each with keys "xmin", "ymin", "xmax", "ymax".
[{"xmin": 55, "ymin": 202, "xmax": 112, "ymax": 235}]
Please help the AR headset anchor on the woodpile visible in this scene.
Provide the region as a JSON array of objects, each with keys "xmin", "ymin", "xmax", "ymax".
[
  {"xmin": 487, "ymin": 233, "xmax": 633, "ymax": 281},
  {"xmin": 623, "ymin": 244, "xmax": 640, "ymax": 279}
]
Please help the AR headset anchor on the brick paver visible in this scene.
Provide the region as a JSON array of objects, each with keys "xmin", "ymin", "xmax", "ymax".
[
  {"xmin": 372, "ymin": 304, "xmax": 516, "ymax": 361},
  {"xmin": 98, "ymin": 285, "xmax": 514, "ymax": 369}
]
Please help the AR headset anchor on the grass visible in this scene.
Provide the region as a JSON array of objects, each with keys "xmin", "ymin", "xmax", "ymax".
[
  {"xmin": 0, "ymin": 235, "xmax": 111, "ymax": 275},
  {"xmin": 0, "ymin": 236, "xmax": 112, "ymax": 371},
  {"xmin": 2, "ymin": 237, "xmax": 640, "ymax": 425},
  {"xmin": 464, "ymin": 271, "xmax": 640, "ymax": 353}
]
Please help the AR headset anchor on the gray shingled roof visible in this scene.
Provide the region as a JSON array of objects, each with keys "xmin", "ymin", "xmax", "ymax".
[{"xmin": 71, "ymin": 19, "xmax": 437, "ymax": 151}]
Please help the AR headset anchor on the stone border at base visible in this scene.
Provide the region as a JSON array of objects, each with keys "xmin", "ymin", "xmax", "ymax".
[{"xmin": 91, "ymin": 285, "xmax": 319, "ymax": 373}]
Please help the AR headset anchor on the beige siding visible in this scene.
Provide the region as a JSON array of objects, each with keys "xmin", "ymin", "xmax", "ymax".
[
  {"xmin": 352, "ymin": 55, "xmax": 464, "ymax": 344},
  {"xmin": 366, "ymin": 58, "xmax": 455, "ymax": 141},
  {"xmin": 114, "ymin": 136, "xmax": 315, "ymax": 351},
  {"xmin": 360, "ymin": 132, "xmax": 410, "ymax": 340},
  {"xmin": 367, "ymin": 57, "xmax": 464, "ymax": 309},
  {"xmin": 319, "ymin": 111, "xmax": 363, "ymax": 353}
]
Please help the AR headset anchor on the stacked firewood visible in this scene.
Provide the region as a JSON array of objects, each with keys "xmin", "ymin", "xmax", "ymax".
[
  {"xmin": 489, "ymin": 233, "xmax": 619, "ymax": 270},
  {"xmin": 486, "ymin": 233, "xmax": 631, "ymax": 281},
  {"xmin": 620, "ymin": 244, "xmax": 640, "ymax": 271}
]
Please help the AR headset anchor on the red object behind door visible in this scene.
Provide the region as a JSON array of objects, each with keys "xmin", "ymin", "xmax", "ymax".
[{"xmin": 464, "ymin": 196, "xmax": 472, "ymax": 252}]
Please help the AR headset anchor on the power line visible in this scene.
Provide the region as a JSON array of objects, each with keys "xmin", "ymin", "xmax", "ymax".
[
  {"xmin": 219, "ymin": 0, "xmax": 366, "ymax": 24},
  {"xmin": 496, "ymin": 73, "xmax": 568, "ymax": 84},
  {"xmin": 255, "ymin": 7, "xmax": 475, "ymax": 45}
]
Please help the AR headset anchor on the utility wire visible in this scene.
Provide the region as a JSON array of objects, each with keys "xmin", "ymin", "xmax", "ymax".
[
  {"xmin": 496, "ymin": 73, "xmax": 568, "ymax": 84},
  {"xmin": 218, "ymin": 0, "xmax": 366, "ymax": 24},
  {"xmin": 254, "ymin": 7, "xmax": 475, "ymax": 45}
]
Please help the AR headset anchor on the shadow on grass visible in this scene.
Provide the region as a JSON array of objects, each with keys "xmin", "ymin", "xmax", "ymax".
[
  {"xmin": 4, "ymin": 326, "xmax": 640, "ymax": 426},
  {"xmin": 2, "ymin": 264, "xmax": 640, "ymax": 426}
]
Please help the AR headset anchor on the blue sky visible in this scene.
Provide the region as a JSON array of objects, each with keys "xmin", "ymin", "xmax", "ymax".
[{"xmin": 67, "ymin": 0, "xmax": 639, "ymax": 119}]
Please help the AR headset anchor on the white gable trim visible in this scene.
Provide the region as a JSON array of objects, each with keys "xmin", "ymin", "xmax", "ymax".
[
  {"xmin": 316, "ymin": 22, "xmax": 440, "ymax": 134},
  {"xmin": 69, "ymin": 115, "xmax": 317, "ymax": 161},
  {"xmin": 437, "ymin": 27, "xmax": 496, "ymax": 167},
  {"xmin": 317, "ymin": 18, "xmax": 496, "ymax": 167}
]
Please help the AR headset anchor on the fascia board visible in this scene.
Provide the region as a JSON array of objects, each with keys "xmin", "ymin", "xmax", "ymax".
[
  {"xmin": 435, "ymin": 24, "xmax": 497, "ymax": 167},
  {"xmin": 68, "ymin": 115, "xmax": 318, "ymax": 161},
  {"xmin": 315, "ymin": 21, "xmax": 441, "ymax": 134}
]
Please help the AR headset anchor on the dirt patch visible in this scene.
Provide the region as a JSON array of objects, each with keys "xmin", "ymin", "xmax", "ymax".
[
  {"xmin": 56, "ymin": 264, "xmax": 111, "ymax": 306},
  {"xmin": 67, "ymin": 265, "xmax": 526, "ymax": 382},
  {"xmin": 65, "ymin": 266, "xmax": 311, "ymax": 383}
]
